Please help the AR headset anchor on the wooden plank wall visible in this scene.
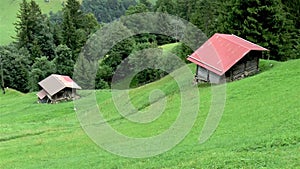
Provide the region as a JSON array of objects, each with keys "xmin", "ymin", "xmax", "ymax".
[{"xmin": 195, "ymin": 51, "xmax": 261, "ymax": 83}]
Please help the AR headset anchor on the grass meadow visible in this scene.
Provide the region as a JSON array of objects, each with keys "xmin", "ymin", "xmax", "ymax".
[{"xmin": 0, "ymin": 59, "xmax": 299, "ymax": 168}]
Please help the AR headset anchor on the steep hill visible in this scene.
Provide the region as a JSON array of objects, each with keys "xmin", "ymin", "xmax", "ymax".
[{"xmin": 0, "ymin": 59, "xmax": 299, "ymax": 168}]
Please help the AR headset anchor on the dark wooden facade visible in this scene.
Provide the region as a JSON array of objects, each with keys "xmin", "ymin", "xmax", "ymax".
[
  {"xmin": 38, "ymin": 88, "xmax": 80, "ymax": 104},
  {"xmin": 195, "ymin": 51, "xmax": 262, "ymax": 83}
]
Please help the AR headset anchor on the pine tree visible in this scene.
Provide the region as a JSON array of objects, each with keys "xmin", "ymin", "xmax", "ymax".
[
  {"xmin": 123, "ymin": 2, "xmax": 157, "ymax": 44},
  {"xmin": 281, "ymin": 0, "xmax": 300, "ymax": 59},
  {"xmin": 175, "ymin": 0, "xmax": 197, "ymax": 21},
  {"xmin": 15, "ymin": 0, "xmax": 55, "ymax": 61},
  {"xmin": 49, "ymin": 11, "xmax": 64, "ymax": 46},
  {"xmin": 125, "ymin": 3, "xmax": 149, "ymax": 15},
  {"xmin": 53, "ymin": 45, "xmax": 74, "ymax": 76},
  {"xmin": 140, "ymin": 0, "xmax": 153, "ymax": 10},
  {"xmin": 62, "ymin": 0, "xmax": 98, "ymax": 61},
  {"xmin": 41, "ymin": 19, "xmax": 56, "ymax": 60},
  {"xmin": 154, "ymin": 0, "xmax": 176, "ymax": 15},
  {"xmin": 62, "ymin": 0, "xmax": 83, "ymax": 58},
  {"xmin": 190, "ymin": 0, "xmax": 221, "ymax": 36},
  {"xmin": 15, "ymin": 0, "xmax": 31, "ymax": 51},
  {"xmin": 281, "ymin": 0, "xmax": 300, "ymax": 29},
  {"xmin": 81, "ymin": 0, "xmax": 137, "ymax": 23},
  {"xmin": 62, "ymin": 9, "xmax": 78, "ymax": 53},
  {"xmin": 218, "ymin": 0, "xmax": 298, "ymax": 61},
  {"xmin": 64, "ymin": 0, "xmax": 82, "ymax": 29}
]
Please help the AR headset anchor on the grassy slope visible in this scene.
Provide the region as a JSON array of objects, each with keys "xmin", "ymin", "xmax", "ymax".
[
  {"xmin": 0, "ymin": 0, "xmax": 64, "ymax": 45},
  {"xmin": 0, "ymin": 59, "xmax": 299, "ymax": 168},
  {"xmin": 159, "ymin": 42, "xmax": 180, "ymax": 52}
]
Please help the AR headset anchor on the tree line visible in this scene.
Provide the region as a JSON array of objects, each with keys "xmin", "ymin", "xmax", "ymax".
[
  {"xmin": 0, "ymin": 0, "xmax": 100, "ymax": 93},
  {"xmin": 0, "ymin": 0, "xmax": 299, "ymax": 93}
]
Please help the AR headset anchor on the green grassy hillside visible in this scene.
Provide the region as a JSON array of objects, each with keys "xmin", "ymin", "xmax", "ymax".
[
  {"xmin": 0, "ymin": 0, "xmax": 64, "ymax": 45},
  {"xmin": 0, "ymin": 59, "xmax": 299, "ymax": 168},
  {"xmin": 159, "ymin": 42, "xmax": 180, "ymax": 51}
]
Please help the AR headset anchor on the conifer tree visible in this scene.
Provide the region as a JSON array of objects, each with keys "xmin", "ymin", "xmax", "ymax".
[
  {"xmin": 15, "ymin": 0, "xmax": 31, "ymax": 51},
  {"xmin": 281, "ymin": 0, "xmax": 300, "ymax": 29},
  {"xmin": 218, "ymin": 0, "xmax": 298, "ymax": 61},
  {"xmin": 15, "ymin": 0, "xmax": 55, "ymax": 61},
  {"xmin": 140, "ymin": 0, "xmax": 153, "ymax": 10},
  {"xmin": 190, "ymin": 0, "xmax": 221, "ymax": 36},
  {"xmin": 53, "ymin": 45, "xmax": 74, "ymax": 76},
  {"xmin": 62, "ymin": 9, "xmax": 78, "ymax": 54},
  {"xmin": 64, "ymin": 0, "xmax": 82, "ymax": 29},
  {"xmin": 62, "ymin": 0, "xmax": 98, "ymax": 61},
  {"xmin": 81, "ymin": 0, "xmax": 137, "ymax": 23},
  {"xmin": 154, "ymin": 0, "xmax": 176, "ymax": 15}
]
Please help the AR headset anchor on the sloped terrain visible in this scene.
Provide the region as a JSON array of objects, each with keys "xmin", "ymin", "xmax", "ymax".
[{"xmin": 0, "ymin": 59, "xmax": 299, "ymax": 168}]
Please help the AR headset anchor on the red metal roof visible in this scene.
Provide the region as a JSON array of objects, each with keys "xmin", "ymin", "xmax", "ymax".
[
  {"xmin": 187, "ymin": 33, "xmax": 268, "ymax": 75},
  {"xmin": 62, "ymin": 76, "xmax": 73, "ymax": 83}
]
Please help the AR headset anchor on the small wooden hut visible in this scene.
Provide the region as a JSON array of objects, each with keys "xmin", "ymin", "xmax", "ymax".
[
  {"xmin": 37, "ymin": 74, "xmax": 81, "ymax": 103},
  {"xmin": 187, "ymin": 33, "xmax": 268, "ymax": 83}
]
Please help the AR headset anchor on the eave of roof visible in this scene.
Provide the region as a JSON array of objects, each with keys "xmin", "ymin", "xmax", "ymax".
[
  {"xmin": 187, "ymin": 33, "xmax": 268, "ymax": 75},
  {"xmin": 38, "ymin": 74, "xmax": 81, "ymax": 96},
  {"xmin": 37, "ymin": 89, "xmax": 48, "ymax": 99}
]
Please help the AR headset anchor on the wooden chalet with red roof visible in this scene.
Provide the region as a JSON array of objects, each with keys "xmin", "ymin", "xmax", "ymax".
[
  {"xmin": 187, "ymin": 33, "xmax": 268, "ymax": 83},
  {"xmin": 37, "ymin": 74, "xmax": 81, "ymax": 103}
]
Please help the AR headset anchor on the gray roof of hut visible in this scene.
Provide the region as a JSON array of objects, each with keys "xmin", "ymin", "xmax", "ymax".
[
  {"xmin": 37, "ymin": 74, "xmax": 81, "ymax": 98},
  {"xmin": 37, "ymin": 89, "xmax": 48, "ymax": 99}
]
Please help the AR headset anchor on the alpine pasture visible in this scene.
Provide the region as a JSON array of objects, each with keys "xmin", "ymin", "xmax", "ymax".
[
  {"xmin": 0, "ymin": 0, "xmax": 299, "ymax": 168},
  {"xmin": 0, "ymin": 59, "xmax": 299, "ymax": 168}
]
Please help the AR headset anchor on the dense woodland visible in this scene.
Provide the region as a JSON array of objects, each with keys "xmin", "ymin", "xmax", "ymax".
[{"xmin": 0, "ymin": 0, "xmax": 299, "ymax": 93}]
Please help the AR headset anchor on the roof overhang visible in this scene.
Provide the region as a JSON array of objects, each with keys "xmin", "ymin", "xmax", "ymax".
[
  {"xmin": 38, "ymin": 74, "xmax": 81, "ymax": 96},
  {"xmin": 37, "ymin": 89, "xmax": 48, "ymax": 99},
  {"xmin": 187, "ymin": 33, "xmax": 269, "ymax": 75}
]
